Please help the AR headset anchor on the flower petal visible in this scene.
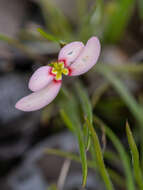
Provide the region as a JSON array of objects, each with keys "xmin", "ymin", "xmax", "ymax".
[
  {"xmin": 29, "ymin": 66, "xmax": 54, "ymax": 92},
  {"xmin": 58, "ymin": 41, "xmax": 84, "ymax": 66},
  {"xmin": 15, "ymin": 81, "xmax": 61, "ymax": 111},
  {"xmin": 69, "ymin": 37, "xmax": 101, "ymax": 76}
]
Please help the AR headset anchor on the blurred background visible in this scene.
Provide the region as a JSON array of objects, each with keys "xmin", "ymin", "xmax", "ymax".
[{"xmin": 0, "ymin": 0, "xmax": 143, "ymax": 189}]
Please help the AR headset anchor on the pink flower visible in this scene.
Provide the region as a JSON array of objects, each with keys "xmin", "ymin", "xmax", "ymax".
[{"xmin": 15, "ymin": 36, "xmax": 101, "ymax": 112}]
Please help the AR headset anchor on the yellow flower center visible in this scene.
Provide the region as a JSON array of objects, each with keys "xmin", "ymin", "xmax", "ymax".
[{"xmin": 51, "ymin": 61, "xmax": 69, "ymax": 81}]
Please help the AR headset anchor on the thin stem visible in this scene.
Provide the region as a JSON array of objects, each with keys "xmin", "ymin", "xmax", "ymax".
[{"xmin": 57, "ymin": 159, "xmax": 71, "ymax": 190}]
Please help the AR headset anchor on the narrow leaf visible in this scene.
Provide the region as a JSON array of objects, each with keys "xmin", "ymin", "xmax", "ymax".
[
  {"xmin": 60, "ymin": 109, "xmax": 75, "ymax": 133},
  {"xmin": 103, "ymin": 0, "xmax": 135, "ymax": 43},
  {"xmin": 94, "ymin": 115, "xmax": 135, "ymax": 190},
  {"xmin": 76, "ymin": 122, "xmax": 88, "ymax": 187},
  {"xmin": 96, "ymin": 64, "xmax": 143, "ymax": 127},
  {"xmin": 85, "ymin": 117, "xmax": 114, "ymax": 190},
  {"xmin": 75, "ymin": 81, "xmax": 93, "ymax": 150},
  {"xmin": 96, "ymin": 64, "xmax": 143, "ymax": 166},
  {"xmin": 45, "ymin": 148, "xmax": 125, "ymax": 188},
  {"xmin": 75, "ymin": 81, "xmax": 93, "ymax": 123},
  {"xmin": 126, "ymin": 122, "xmax": 143, "ymax": 190},
  {"xmin": 37, "ymin": 28, "xmax": 65, "ymax": 45},
  {"xmin": 58, "ymin": 92, "xmax": 88, "ymax": 187},
  {"xmin": 39, "ymin": 0, "xmax": 72, "ymax": 40}
]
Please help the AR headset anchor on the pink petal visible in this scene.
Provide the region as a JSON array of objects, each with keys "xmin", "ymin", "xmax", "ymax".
[
  {"xmin": 29, "ymin": 66, "xmax": 54, "ymax": 92},
  {"xmin": 15, "ymin": 81, "xmax": 61, "ymax": 112},
  {"xmin": 58, "ymin": 41, "xmax": 84, "ymax": 66},
  {"xmin": 69, "ymin": 37, "xmax": 101, "ymax": 76}
]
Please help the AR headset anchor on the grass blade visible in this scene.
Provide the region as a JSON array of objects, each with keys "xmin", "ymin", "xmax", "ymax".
[
  {"xmin": 75, "ymin": 81, "xmax": 93, "ymax": 123},
  {"xmin": 79, "ymin": 0, "xmax": 104, "ymax": 41},
  {"xmin": 126, "ymin": 122, "xmax": 143, "ymax": 190},
  {"xmin": 75, "ymin": 81, "xmax": 93, "ymax": 150},
  {"xmin": 76, "ymin": 122, "xmax": 88, "ymax": 187},
  {"xmin": 45, "ymin": 148, "xmax": 125, "ymax": 188},
  {"xmin": 60, "ymin": 109, "xmax": 75, "ymax": 133},
  {"xmin": 96, "ymin": 64, "xmax": 143, "ymax": 166},
  {"xmin": 59, "ymin": 91, "xmax": 88, "ymax": 187},
  {"xmin": 37, "ymin": 28, "xmax": 65, "ymax": 45},
  {"xmin": 39, "ymin": 0, "xmax": 72, "ymax": 40},
  {"xmin": 103, "ymin": 0, "xmax": 135, "ymax": 43},
  {"xmin": 107, "ymin": 168, "xmax": 125, "ymax": 189},
  {"xmin": 96, "ymin": 64, "xmax": 143, "ymax": 127},
  {"xmin": 94, "ymin": 115, "xmax": 135, "ymax": 190},
  {"xmin": 85, "ymin": 117, "xmax": 114, "ymax": 190}
]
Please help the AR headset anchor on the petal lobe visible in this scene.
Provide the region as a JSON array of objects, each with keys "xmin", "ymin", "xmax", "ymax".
[
  {"xmin": 69, "ymin": 37, "xmax": 101, "ymax": 76},
  {"xmin": 15, "ymin": 81, "xmax": 61, "ymax": 111},
  {"xmin": 58, "ymin": 41, "xmax": 84, "ymax": 66},
  {"xmin": 29, "ymin": 66, "xmax": 54, "ymax": 92}
]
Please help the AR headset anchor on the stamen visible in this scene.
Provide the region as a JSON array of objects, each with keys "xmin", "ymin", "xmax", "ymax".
[
  {"xmin": 49, "ymin": 67, "xmax": 56, "ymax": 76},
  {"xmin": 50, "ymin": 60, "xmax": 69, "ymax": 81},
  {"xmin": 62, "ymin": 68, "xmax": 69, "ymax": 75},
  {"xmin": 58, "ymin": 59, "xmax": 67, "ymax": 67}
]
